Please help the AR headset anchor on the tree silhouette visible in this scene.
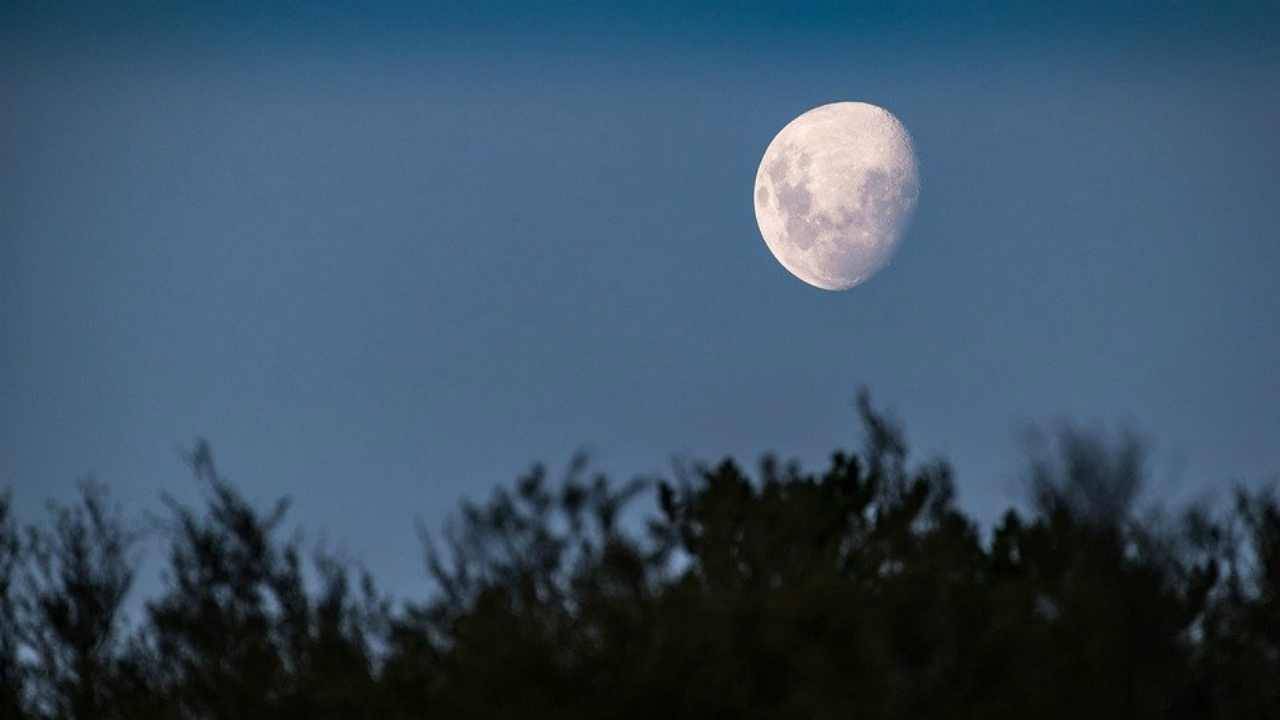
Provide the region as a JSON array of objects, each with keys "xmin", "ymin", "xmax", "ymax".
[
  {"xmin": 0, "ymin": 493, "xmax": 26, "ymax": 720},
  {"xmin": 0, "ymin": 393, "xmax": 1275, "ymax": 718},
  {"xmin": 19, "ymin": 482, "xmax": 137, "ymax": 720},
  {"xmin": 141, "ymin": 441, "xmax": 385, "ymax": 720}
]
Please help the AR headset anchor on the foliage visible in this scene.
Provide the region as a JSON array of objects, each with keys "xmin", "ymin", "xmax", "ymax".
[{"xmin": 0, "ymin": 394, "xmax": 1276, "ymax": 718}]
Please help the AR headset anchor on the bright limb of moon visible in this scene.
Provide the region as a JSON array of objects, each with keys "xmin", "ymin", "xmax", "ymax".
[{"xmin": 753, "ymin": 102, "xmax": 919, "ymax": 291}]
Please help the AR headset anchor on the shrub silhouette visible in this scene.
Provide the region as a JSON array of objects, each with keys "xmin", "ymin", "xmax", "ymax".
[{"xmin": 0, "ymin": 392, "xmax": 1276, "ymax": 718}]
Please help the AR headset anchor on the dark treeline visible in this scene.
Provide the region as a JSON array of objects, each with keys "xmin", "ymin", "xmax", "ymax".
[{"xmin": 1, "ymin": 394, "xmax": 1277, "ymax": 719}]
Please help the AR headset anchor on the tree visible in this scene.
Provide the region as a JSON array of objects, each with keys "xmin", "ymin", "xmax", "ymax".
[
  {"xmin": 143, "ymin": 440, "xmax": 384, "ymax": 720},
  {"xmin": 19, "ymin": 483, "xmax": 137, "ymax": 720},
  {"xmin": 0, "ymin": 393, "xmax": 1276, "ymax": 717},
  {"xmin": 0, "ymin": 493, "xmax": 28, "ymax": 719}
]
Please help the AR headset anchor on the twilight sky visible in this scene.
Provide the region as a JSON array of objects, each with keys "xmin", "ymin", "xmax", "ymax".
[{"xmin": 3, "ymin": 3, "xmax": 1278, "ymax": 596}]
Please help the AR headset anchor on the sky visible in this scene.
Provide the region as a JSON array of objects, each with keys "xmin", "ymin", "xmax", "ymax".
[{"xmin": 3, "ymin": 2, "xmax": 1279, "ymax": 598}]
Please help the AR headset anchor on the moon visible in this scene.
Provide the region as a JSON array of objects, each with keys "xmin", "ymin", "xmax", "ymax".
[{"xmin": 753, "ymin": 102, "xmax": 919, "ymax": 291}]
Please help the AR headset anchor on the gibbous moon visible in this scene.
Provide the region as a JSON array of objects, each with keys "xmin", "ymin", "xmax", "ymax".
[{"xmin": 753, "ymin": 102, "xmax": 919, "ymax": 290}]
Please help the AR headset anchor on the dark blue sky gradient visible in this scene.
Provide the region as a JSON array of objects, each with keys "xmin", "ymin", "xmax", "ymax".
[{"xmin": 3, "ymin": 2, "xmax": 1279, "ymax": 597}]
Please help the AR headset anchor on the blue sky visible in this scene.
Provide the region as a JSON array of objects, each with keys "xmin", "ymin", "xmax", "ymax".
[{"xmin": 3, "ymin": 2, "xmax": 1278, "ymax": 597}]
